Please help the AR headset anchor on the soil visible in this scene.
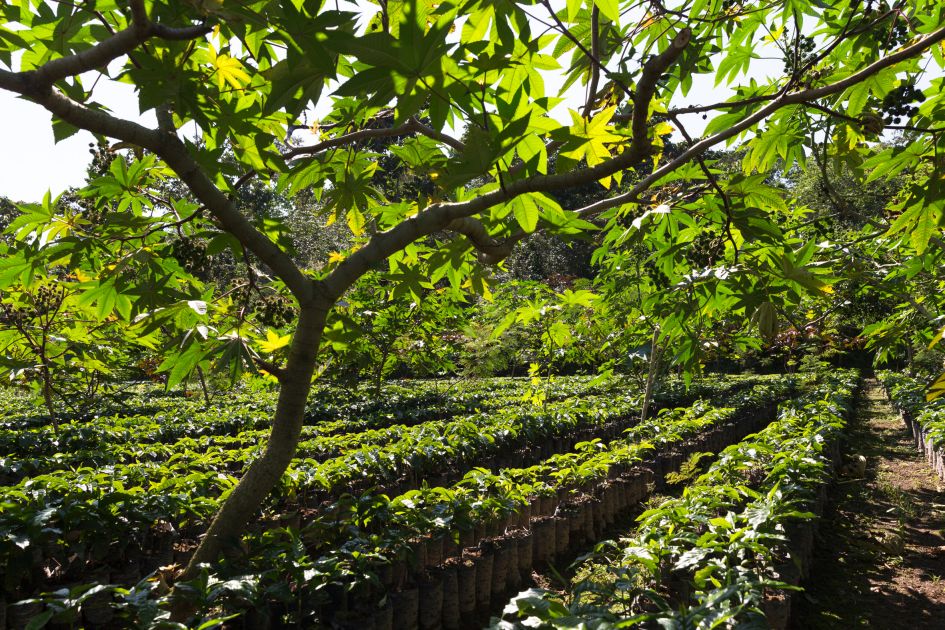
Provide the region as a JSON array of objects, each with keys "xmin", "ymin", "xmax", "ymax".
[{"xmin": 792, "ymin": 378, "xmax": 945, "ymax": 628}]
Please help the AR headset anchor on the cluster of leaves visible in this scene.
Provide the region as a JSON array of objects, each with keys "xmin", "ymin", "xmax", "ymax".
[{"xmin": 503, "ymin": 368, "xmax": 858, "ymax": 628}]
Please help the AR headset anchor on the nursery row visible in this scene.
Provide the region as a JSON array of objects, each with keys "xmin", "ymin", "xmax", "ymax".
[
  {"xmin": 1, "ymin": 377, "xmax": 776, "ymax": 604},
  {"xmin": 1, "ymin": 390, "xmax": 640, "ymax": 480},
  {"xmin": 501, "ymin": 369, "xmax": 859, "ymax": 629},
  {"xmin": 878, "ymin": 371, "xmax": 945, "ymax": 481},
  {"xmin": 0, "ymin": 377, "xmax": 549, "ymax": 457},
  {"xmin": 0, "ymin": 373, "xmax": 773, "ymax": 463},
  {"xmin": 3, "ymin": 376, "xmax": 798, "ymax": 628}
]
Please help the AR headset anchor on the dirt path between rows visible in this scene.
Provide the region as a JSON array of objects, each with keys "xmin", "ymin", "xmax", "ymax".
[{"xmin": 792, "ymin": 378, "xmax": 945, "ymax": 628}]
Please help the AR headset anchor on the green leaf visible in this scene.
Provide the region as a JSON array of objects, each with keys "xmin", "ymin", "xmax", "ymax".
[
  {"xmin": 158, "ymin": 342, "xmax": 206, "ymax": 390},
  {"xmin": 593, "ymin": 0, "xmax": 619, "ymax": 22},
  {"xmin": 52, "ymin": 118, "xmax": 80, "ymax": 143},
  {"xmin": 512, "ymin": 195, "xmax": 539, "ymax": 233},
  {"xmin": 25, "ymin": 610, "xmax": 54, "ymax": 630}
]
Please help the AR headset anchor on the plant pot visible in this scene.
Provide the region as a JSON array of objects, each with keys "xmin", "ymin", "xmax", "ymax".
[
  {"xmin": 516, "ymin": 530, "xmax": 533, "ymax": 579},
  {"xmin": 532, "ymin": 517, "xmax": 556, "ymax": 565},
  {"xmin": 601, "ymin": 484, "xmax": 616, "ymax": 525},
  {"xmin": 440, "ymin": 564, "xmax": 460, "ymax": 630},
  {"xmin": 591, "ymin": 498, "xmax": 605, "ymax": 538},
  {"xmin": 554, "ymin": 516, "xmax": 570, "ymax": 556},
  {"xmin": 472, "ymin": 549, "xmax": 494, "ymax": 614},
  {"xmin": 458, "ymin": 529, "xmax": 476, "ymax": 552},
  {"xmin": 612, "ymin": 479, "xmax": 627, "ymax": 512},
  {"xmin": 441, "ymin": 535, "xmax": 460, "ymax": 561},
  {"xmin": 418, "ymin": 573, "xmax": 444, "ymax": 630},
  {"xmin": 456, "ymin": 558, "xmax": 477, "ymax": 619},
  {"xmin": 583, "ymin": 500, "xmax": 595, "ymax": 539},
  {"xmin": 390, "ymin": 587, "xmax": 420, "ymax": 630},
  {"xmin": 390, "ymin": 560, "xmax": 409, "ymax": 590},
  {"xmin": 505, "ymin": 537, "xmax": 522, "ymax": 591},
  {"xmin": 540, "ymin": 494, "xmax": 556, "ymax": 516},
  {"xmin": 516, "ymin": 503, "xmax": 531, "ymax": 528},
  {"xmin": 425, "ymin": 536, "xmax": 444, "ymax": 568},
  {"xmin": 568, "ymin": 510, "xmax": 584, "ymax": 547},
  {"xmin": 409, "ymin": 539, "xmax": 428, "ymax": 572},
  {"xmin": 528, "ymin": 497, "xmax": 542, "ymax": 519},
  {"xmin": 491, "ymin": 540, "xmax": 512, "ymax": 597}
]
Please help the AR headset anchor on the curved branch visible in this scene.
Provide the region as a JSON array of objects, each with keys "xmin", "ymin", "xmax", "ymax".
[
  {"xmin": 668, "ymin": 93, "xmax": 779, "ymax": 116},
  {"xmin": 0, "ymin": 60, "xmax": 312, "ymax": 305},
  {"xmin": 410, "ymin": 118, "xmax": 466, "ymax": 153},
  {"xmin": 540, "ymin": 0, "xmax": 634, "ymax": 101},
  {"xmin": 447, "ymin": 217, "xmax": 520, "ymax": 265},
  {"xmin": 632, "ymin": 28, "xmax": 692, "ymax": 147},
  {"xmin": 284, "ymin": 117, "xmax": 464, "ymax": 159},
  {"xmin": 320, "ymin": 30, "xmax": 694, "ymax": 299},
  {"xmin": 284, "ymin": 121, "xmax": 414, "ymax": 159},
  {"xmin": 583, "ymin": 6, "xmax": 602, "ymax": 118},
  {"xmin": 6, "ymin": 4, "xmax": 210, "ymax": 91},
  {"xmin": 576, "ymin": 23, "xmax": 945, "ymax": 218}
]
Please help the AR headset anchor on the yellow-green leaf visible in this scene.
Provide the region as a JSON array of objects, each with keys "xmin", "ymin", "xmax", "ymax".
[
  {"xmin": 927, "ymin": 371, "xmax": 945, "ymax": 402},
  {"xmin": 214, "ymin": 54, "xmax": 251, "ymax": 91},
  {"xmin": 259, "ymin": 329, "xmax": 292, "ymax": 353},
  {"xmin": 593, "ymin": 0, "xmax": 619, "ymax": 22}
]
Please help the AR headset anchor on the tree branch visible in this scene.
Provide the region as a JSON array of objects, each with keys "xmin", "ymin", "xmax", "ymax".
[
  {"xmin": 0, "ymin": 81, "xmax": 313, "ymax": 307},
  {"xmin": 632, "ymin": 28, "xmax": 692, "ymax": 148},
  {"xmin": 284, "ymin": 122, "xmax": 415, "ymax": 159},
  {"xmin": 2, "ymin": 4, "xmax": 209, "ymax": 92},
  {"xmin": 583, "ymin": 6, "xmax": 602, "ymax": 118},
  {"xmin": 447, "ymin": 217, "xmax": 523, "ymax": 265},
  {"xmin": 540, "ymin": 0, "xmax": 634, "ymax": 102},
  {"xmin": 409, "ymin": 118, "xmax": 466, "ymax": 153},
  {"xmin": 283, "ymin": 117, "xmax": 464, "ymax": 160},
  {"xmin": 575, "ymin": 22, "xmax": 945, "ymax": 219}
]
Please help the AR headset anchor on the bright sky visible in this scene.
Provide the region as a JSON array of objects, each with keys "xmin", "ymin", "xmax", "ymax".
[{"xmin": 0, "ymin": 80, "xmax": 155, "ymax": 203}]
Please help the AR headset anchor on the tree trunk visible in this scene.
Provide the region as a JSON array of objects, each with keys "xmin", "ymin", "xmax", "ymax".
[
  {"xmin": 40, "ymin": 364, "xmax": 58, "ymax": 434},
  {"xmin": 180, "ymin": 304, "xmax": 329, "ymax": 579},
  {"xmin": 374, "ymin": 345, "xmax": 391, "ymax": 398},
  {"xmin": 640, "ymin": 328, "xmax": 661, "ymax": 422},
  {"xmin": 197, "ymin": 366, "xmax": 211, "ymax": 405}
]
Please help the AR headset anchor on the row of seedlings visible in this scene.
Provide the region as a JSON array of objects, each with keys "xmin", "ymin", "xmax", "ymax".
[
  {"xmin": 5, "ymin": 382, "xmax": 788, "ymax": 628},
  {"xmin": 497, "ymin": 370, "xmax": 858, "ymax": 629},
  {"xmin": 878, "ymin": 370, "xmax": 945, "ymax": 481},
  {"xmin": 0, "ymin": 388, "xmax": 639, "ymax": 480},
  {"xmin": 0, "ymin": 376, "xmax": 541, "ymax": 467},
  {"xmin": 1, "ymin": 374, "xmax": 687, "ymax": 615},
  {"xmin": 0, "ymin": 390, "xmax": 650, "ymax": 608},
  {"xmin": 5, "ymin": 371, "xmax": 766, "ymax": 605}
]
